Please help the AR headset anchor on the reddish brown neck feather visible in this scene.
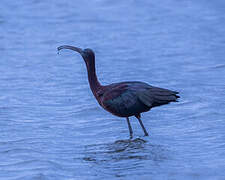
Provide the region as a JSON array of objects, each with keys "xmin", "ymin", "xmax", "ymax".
[{"xmin": 85, "ymin": 60, "xmax": 102, "ymax": 98}]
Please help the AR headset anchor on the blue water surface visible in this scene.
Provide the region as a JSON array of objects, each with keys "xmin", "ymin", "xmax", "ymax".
[{"xmin": 0, "ymin": 0, "xmax": 225, "ymax": 179}]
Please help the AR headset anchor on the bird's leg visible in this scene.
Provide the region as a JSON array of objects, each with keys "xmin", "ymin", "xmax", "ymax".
[
  {"xmin": 126, "ymin": 117, "xmax": 133, "ymax": 139},
  {"xmin": 136, "ymin": 116, "xmax": 149, "ymax": 136}
]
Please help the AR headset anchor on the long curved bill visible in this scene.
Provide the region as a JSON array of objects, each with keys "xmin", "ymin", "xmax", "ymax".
[{"xmin": 57, "ymin": 45, "xmax": 83, "ymax": 54}]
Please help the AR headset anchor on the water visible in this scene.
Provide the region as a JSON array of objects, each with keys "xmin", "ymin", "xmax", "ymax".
[{"xmin": 0, "ymin": 0, "xmax": 225, "ymax": 179}]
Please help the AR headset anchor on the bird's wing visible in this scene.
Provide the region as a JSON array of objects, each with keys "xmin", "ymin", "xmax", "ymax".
[
  {"xmin": 102, "ymin": 84, "xmax": 137, "ymax": 108},
  {"xmin": 101, "ymin": 82, "xmax": 179, "ymax": 116},
  {"xmin": 137, "ymin": 86, "xmax": 179, "ymax": 108},
  {"xmin": 101, "ymin": 84, "xmax": 140, "ymax": 116}
]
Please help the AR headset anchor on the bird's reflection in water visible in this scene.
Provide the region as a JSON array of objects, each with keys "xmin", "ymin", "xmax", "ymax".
[
  {"xmin": 107, "ymin": 138, "xmax": 147, "ymax": 154},
  {"xmin": 83, "ymin": 138, "xmax": 168, "ymax": 165}
]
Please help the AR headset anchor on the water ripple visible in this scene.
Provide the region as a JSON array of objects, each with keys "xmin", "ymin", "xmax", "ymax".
[{"xmin": 1, "ymin": 0, "xmax": 225, "ymax": 179}]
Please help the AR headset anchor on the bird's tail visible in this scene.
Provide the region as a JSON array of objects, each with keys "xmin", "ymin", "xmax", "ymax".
[{"xmin": 138, "ymin": 87, "xmax": 180, "ymax": 108}]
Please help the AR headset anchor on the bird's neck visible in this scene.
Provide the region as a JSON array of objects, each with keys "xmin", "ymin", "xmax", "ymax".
[{"xmin": 85, "ymin": 62, "xmax": 102, "ymax": 96}]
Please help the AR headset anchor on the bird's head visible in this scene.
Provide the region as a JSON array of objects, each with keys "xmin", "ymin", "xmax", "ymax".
[
  {"xmin": 57, "ymin": 45, "xmax": 95, "ymax": 66},
  {"xmin": 82, "ymin": 48, "xmax": 95, "ymax": 63}
]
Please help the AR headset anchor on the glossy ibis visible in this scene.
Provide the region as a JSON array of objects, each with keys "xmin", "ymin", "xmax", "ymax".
[{"xmin": 57, "ymin": 45, "xmax": 180, "ymax": 138}]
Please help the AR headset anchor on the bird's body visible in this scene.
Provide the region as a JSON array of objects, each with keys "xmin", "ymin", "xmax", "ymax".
[
  {"xmin": 96, "ymin": 81, "xmax": 179, "ymax": 118},
  {"xmin": 58, "ymin": 45, "xmax": 180, "ymax": 138}
]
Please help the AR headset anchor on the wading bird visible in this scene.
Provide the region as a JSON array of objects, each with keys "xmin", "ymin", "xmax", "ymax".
[{"xmin": 57, "ymin": 45, "xmax": 180, "ymax": 138}]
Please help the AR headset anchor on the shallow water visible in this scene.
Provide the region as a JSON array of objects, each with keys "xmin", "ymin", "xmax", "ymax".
[{"xmin": 0, "ymin": 0, "xmax": 225, "ymax": 179}]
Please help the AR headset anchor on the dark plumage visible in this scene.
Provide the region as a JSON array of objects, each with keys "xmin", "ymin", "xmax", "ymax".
[{"xmin": 57, "ymin": 45, "xmax": 180, "ymax": 138}]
